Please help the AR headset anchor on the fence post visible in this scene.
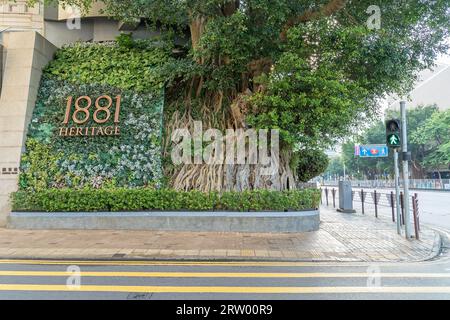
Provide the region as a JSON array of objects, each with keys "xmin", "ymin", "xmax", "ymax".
[
  {"xmin": 361, "ymin": 189, "xmax": 365, "ymax": 215},
  {"xmin": 412, "ymin": 194, "xmax": 419, "ymax": 240},
  {"xmin": 390, "ymin": 191, "xmax": 395, "ymax": 222},
  {"xmin": 332, "ymin": 188, "xmax": 336, "ymax": 208},
  {"xmin": 400, "ymin": 191, "xmax": 405, "ymax": 225},
  {"xmin": 415, "ymin": 193, "xmax": 420, "ymax": 231},
  {"xmin": 374, "ymin": 190, "xmax": 378, "ymax": 218}
]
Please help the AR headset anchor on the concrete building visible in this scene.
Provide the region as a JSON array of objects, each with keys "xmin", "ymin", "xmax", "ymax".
[
  {"xmin": 387, "ymin": 63, "xmax": 450, "ymax": 111},
  {"xmin": 0, "ymin": 1, "xmax": 159, "ymax": 226}
]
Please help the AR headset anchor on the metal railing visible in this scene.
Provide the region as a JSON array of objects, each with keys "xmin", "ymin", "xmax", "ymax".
[
  {"xmin": 321, "ymin": 187, "xmax": 421, "ymax": 239},
  {"xmin": 322, "ymin": 179, "xmax": 450, "ymax": 191}
]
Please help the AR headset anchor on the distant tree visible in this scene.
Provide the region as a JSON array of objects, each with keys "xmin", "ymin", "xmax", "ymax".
[
  {"xmin": 335, "ymin": 105, "xmax": 438, "ymax": 179},
  {"xmin": 412, "ymin": 109, "xmax": 450, "ymax": 181},
  {"xmin": 323, "ymin": 157, "xmax": 344, "ymax": 180},
  {"xmin": 387, "ymin": 105, "xmax": 439, "ymax": 178},
  {"xmin": 294, "ymin": 149, "xmax": 329, "ymax": 182}
]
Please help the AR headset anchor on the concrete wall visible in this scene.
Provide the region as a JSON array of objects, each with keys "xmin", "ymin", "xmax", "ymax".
[
  {"xmin": 0, "ymin": 1, "xmax": 44, "ymax": 33},
  {"xmin": 44, "ymin": 18, "xmax": 161, "ymax": 48},
  {"xmin": 8, "ymin": 211, "xmax": 321, "ymax": 233},
  {"xmin": 0, "ymin": 31, "xmax": 57, "ymax": 226}
]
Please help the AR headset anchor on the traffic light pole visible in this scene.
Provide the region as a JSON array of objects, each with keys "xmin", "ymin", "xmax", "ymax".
[
  {"xmin": 394, "ymin": 150, "xmax": 402, "ymax": 235},
  {"xmin": 401, "ymin": 101, "xmax": 412, "ymax": 239}
]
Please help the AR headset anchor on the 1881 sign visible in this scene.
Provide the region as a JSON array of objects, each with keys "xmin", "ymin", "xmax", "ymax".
[{"xmin": 59, "ymin": 95, "xmax": 121, "ymax": 137}]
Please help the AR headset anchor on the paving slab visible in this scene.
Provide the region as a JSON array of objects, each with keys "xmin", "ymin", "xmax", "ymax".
[{"xmin": 0, "ymin": 205, "xmax": 442, "ymax": 262}]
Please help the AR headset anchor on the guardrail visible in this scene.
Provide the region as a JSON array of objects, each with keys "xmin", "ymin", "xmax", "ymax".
[
  {"xmin": 322, "ymin": 179, "xmax": 450, "ymax": 191},
  {"xmin": 321, "ymin": 187, "xmax": 421, "ymax": 239}
]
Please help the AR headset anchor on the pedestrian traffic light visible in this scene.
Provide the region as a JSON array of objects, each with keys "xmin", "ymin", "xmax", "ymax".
[{"xmin": 386, "ymin": 119, "xmax": 401, "ymax": 149}]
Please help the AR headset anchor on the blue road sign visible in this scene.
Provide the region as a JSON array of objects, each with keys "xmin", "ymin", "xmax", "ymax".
[{"xmin": 356, "ymin": 145, "xmax": 389, "ymax": 158}]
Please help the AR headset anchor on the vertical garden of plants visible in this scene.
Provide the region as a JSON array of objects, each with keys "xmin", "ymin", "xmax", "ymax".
[
  {"xmin": 19, "ymin": 39, "xmax": 171, "ymax": 191},
  {"xmin": 12, "ymin": 36, "xmax": 321, "ymax": 212}
]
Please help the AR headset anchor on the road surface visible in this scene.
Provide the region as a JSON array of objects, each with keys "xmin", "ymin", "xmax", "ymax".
[
  {"xmin": 0, "ymin": 238, "xmax": 449, "ymax": 300},
  {"xmin": 323, "ymin": 186, "xmax": 450, "ymax": 230}
]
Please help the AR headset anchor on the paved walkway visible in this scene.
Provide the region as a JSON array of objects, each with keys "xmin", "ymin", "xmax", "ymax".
[{"xmin": 0, "ymin": 206, "xmax": 442, "ymax": 262}]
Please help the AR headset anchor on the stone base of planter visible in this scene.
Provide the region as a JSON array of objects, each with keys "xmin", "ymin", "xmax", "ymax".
[{"xmin": 7, "ymin": 210, "xmax": 320, "ymax": 233}]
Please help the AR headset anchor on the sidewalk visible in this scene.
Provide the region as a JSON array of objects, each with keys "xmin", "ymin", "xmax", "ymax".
[{"xmin": 0, "ymin": 206, "xmax": 442, "ymax": 262}]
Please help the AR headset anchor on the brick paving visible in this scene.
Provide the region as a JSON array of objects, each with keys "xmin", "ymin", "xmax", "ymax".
[{"xmin": 0, "ymin": 206, "xmax": 442, "ymax": 262}]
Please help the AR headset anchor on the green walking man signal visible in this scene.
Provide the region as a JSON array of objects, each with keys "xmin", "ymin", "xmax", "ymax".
[{"xmin": 386, "ymin": 119, "xmax": 401, "ymax": 149}]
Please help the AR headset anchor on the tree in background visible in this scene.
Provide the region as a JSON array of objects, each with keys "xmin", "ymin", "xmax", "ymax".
[
  {"xmin": 32, "ymin": 0, "xmax": 450, "ymax": 191},
  {"xmin": 294, "ymin": 149, "xmax": 329, "ymax": 183},
  {"xmin": 387, "ymin": 105, "xmax": 439, "ymax": 178},
  {"xmin": 324, "ymin": 157, "xmax": 344, "ymax": 180},
  {"xmin": 412, "ymin": 109, "xmax": 450, "ymax": 181},
  {"xmin": 326, "ymin": 105, "xmax": 440, "ymax": 180}
]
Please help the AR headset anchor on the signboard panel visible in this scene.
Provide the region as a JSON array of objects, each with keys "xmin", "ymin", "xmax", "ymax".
[{"xmin": 355, "ymin": 145, "xmax": 389, "ymax": 158}]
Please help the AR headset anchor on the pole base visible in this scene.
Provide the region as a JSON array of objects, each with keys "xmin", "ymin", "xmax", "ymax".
[{"xmin": 337, "ymin": 208, "xmax": 356, "ymax": 214}]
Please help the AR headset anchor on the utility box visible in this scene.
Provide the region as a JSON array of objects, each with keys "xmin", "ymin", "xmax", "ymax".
[{"xmin": 337, "ymin": 181, "xmax": 355, "ymax": 213}]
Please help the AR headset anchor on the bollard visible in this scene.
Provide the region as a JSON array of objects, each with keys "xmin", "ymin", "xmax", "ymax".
[
  {"xmin": 412, "ymin": 194, "xmax": 420, "ymax": 240},
  {"xmin": 400, "ymin": 192, "xmax": 405, "ymax": 226},
  {"xmin": 390, "ymin": 191, "xmax": 395, "ymax": 222},
  {"xmin": 361, "ymin": 189, "xmax": 365, "ymax": 214},
  {"xmin": 325, "ymin": 188, "xmax": 329, "ymax": 206},
  {"xmin": 374, "ymin": 190, "xmax": 378, "ymax": 218},
  {"xmin": 415, "ymin": 193, "xmax": 420, "ymax": 231},
  {"xmin": 332, "ymin": 188, "xmax": 336, "ymax": 208},
  {"xmin": 320, "ymin": 189, "xmax": 323, "ymax": 205}
]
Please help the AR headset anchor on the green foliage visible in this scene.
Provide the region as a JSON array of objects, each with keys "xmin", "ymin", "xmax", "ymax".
[
  {"xmin": 412, "ymin": 109, "xmax": 450, "ymax": 169},
  {"xmin": 116, "ymin": 32, "xmax": 135, "ymax": 49},
  {"xmin": 326, "ymin": 105, "xmax": 442, "ymax": 179},
  {"xmin": 11, "ymin": 188, "xmax": 321, "ymax": 212},
  {"xmin": 20, "ymin": 42, "xmax": 167, "ymax": 191},
  {"xmin": 45, "ymin": 41, "xmax": 174, "ymax": 92},
  {"xmin": 294, "ymin": 149, "xmax": 329, "ymax": 183},
  {"xmin": 324, "ymin": 157, "xmax": 344, "ymax": 180},
  {"xmin": 31, "ymin": 0, "xmax": 450, "ymax": 183}
]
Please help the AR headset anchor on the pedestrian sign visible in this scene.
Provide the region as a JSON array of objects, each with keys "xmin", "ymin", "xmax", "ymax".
[
  {"xmin": 386, "ymin": 119, "xmax": 401, "ymax": 149},
  {"xmin": 355, "ymin": 145, "xmax": 389, "ymax": 158},
  {"xmin": 387, "ymin": 133, "xmax": 401, "ymax": 148}
]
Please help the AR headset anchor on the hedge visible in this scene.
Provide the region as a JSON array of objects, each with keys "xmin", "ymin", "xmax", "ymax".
[{"xmin": 11, "ymin": 188, "xmax": 320, "ymax": 213}]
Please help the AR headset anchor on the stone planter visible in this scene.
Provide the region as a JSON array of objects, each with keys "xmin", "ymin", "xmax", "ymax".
[{"xmin": 7, "ymin": 210, "xmax": 320, "ymax": 233}]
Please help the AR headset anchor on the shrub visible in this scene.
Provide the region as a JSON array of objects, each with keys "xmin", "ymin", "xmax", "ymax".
[{"xmin": 11, "ymin": 189, "xmax": 320, "ymax": 213}]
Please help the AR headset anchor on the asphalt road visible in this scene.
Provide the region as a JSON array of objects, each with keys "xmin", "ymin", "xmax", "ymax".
[
  {"xmin": 324, "ymin": 186, "xmax": 450, "ymax": 229},
  {"xmin": 0, "ymin": 237, "xmax": 449, "ymax": 300}
]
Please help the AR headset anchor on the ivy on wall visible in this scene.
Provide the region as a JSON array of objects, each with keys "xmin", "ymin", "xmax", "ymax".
[{"xmin": 19, "ymin": 40, "xmax": 171, "ymax": 191}]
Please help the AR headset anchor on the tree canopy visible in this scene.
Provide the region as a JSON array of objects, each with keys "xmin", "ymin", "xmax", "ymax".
[
  {"xmin": 31, "ymin": 0, "xmax": 450, "ymax": 189},
  {"xmin": 325, "ymin": 105, "xmax": 449, "ymax": 180}
]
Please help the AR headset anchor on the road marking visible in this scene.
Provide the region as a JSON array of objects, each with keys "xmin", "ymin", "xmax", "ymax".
[
  {"xmin": 0, "ymin": 271, "xmax": 449, "ymax": 278},
  {"xmin": 0, "ymin": 259, "xmax": 379, "ymax": 267},
  {"xmin": 0, "ymin": 284, "xmax": 450, "ymax": 294}
]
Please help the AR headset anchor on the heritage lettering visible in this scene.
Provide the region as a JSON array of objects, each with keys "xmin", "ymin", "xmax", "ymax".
[
  {"xmin": 58, "ymin": 126, "xmax": 121, "ymax": 137},
  {"xmin": 58, "ymin": 94, "xmax": 122, "ymax": 137}
]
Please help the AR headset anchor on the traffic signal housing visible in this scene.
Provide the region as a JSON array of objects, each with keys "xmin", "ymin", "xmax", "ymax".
[{"xmin": 386, "ymin": 119, "xmax": 401, "ymax": 149}]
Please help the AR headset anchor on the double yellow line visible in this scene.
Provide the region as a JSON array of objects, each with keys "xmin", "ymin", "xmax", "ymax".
[
  {"xmin": 0, "ymin": 271, "xmax": 450, "ymax": 278},
  {"xmin": 0, "ymin": 284, "xmax": 450, "ymax": 294},
  {"xmin": 0, "ymin": 259, "xmax": 378, "ymax": 267}
]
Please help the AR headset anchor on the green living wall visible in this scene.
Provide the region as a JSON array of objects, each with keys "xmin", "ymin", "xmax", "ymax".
[
  {"xmin": 13, "ymin": 37, "xmax": 321, "ymax": 212},
  {"xmin": 19, "ymin": 40, "xmax": 171, "ymax": 191}
]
